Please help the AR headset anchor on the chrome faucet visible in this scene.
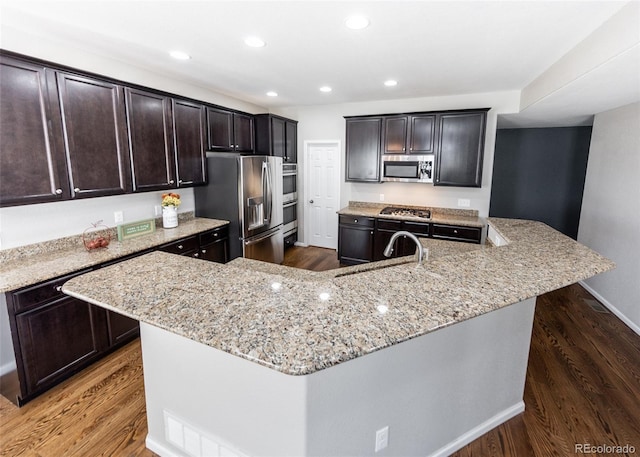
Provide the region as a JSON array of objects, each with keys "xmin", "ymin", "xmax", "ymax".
[{"xmin": 383, "ymin": 231, "xmax": 425, "ymax": 266}]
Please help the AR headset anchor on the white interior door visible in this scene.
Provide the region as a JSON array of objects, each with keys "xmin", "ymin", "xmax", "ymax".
[{"xmin": 305, "ymin": 141, "xmax": 340, "ymax": 249}]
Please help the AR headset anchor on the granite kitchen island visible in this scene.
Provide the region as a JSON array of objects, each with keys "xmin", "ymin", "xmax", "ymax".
[{"xmin": 62, "ymin": 218, "xmax": 614, "ymax": 457}]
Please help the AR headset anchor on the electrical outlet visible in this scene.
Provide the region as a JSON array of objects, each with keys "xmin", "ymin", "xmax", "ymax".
[
  {"xmin": 379, "ymin": 193, "xmax": 385, "ymax": 202},
  {"xmin": 457, "ymin": 198, "xmax": 470, "ymax": 208},
  {"xmin": 114, "ymin": 211, "xmax": 124, "ymax": 224},
  {"xmin": 375, "ymin": 426, "xmax": 389, "ymax": 452},
  {"xmin": 154, "ymin": 205, "xmax": 163, "ymax": 217}
]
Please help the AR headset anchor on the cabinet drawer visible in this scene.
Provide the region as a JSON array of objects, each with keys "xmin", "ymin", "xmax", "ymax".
[
  {"xmin": 158, "ymin": 236, "xmax": 199, "ymax": 255},
  {"xmin": 431, "ymin": 224, "xmax": 482, "ymax": 243},
  {"xmin": 10, "ymin": 269, "xmax": 92, "ymax": 314},
  {"xmin": 198, "ymin": 226, "xmax": 228, "ymax": 246},
  {"xmin": 339, "ymin": 215, "xmax": 375, "ymax": 228},
  {"xmin": 376, "ymin": 219, "xmax": 402, "ymax": 230},
  {"xmin": 403, "ymin": 221, "xmax": 431, "ymax": 235}
]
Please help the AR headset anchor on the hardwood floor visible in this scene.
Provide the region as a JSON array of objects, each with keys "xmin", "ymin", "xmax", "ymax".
[
  {"xmin": 1, "ymin": 246, "xmax": 638, "ymax": 456},
  {"xmin": 282, "ymin": 245, "xmax": 341, "ymax": 271}
]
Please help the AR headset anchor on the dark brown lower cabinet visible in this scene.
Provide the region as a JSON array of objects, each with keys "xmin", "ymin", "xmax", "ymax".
[
  {"xmin": 13, "ymin": 296, "xmax": 106, "ymax": 397},
  {"xmin": 338, "ymin": 215, "xmax": 375, "ymax": 265},
  {"xmin": 105, "ymin": 310, "xmax": 139, "ymax": 347},
  {"xmin": 3, "ymin": 270, "xmax": 137, "ymax": 406},
  {"xmin": 431, "ymin": 223, "xmax": 482, "ymax": 244},
  {"xmin": 373, "ymin": 219, "xmax": 430, "ymax": 260},
  {"xmin": 159, "ymin": 226, "xmax": 229, "ymax": 263}
]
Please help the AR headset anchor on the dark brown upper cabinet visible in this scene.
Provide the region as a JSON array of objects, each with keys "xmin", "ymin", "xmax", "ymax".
[
  {"xmin": 254, "ymin": 114, "xmax": 298, "ymax": 162},
  {"xmin": 434, "ymin": 110, "xmax": 487, "ymax": 188},
  {"xmin": 383, "ymin": 114, "xmax": 436, "ymax": 154},
  {"xmin": 233, "ymin": 112, "xmax": 255, "ymax": 153},
  {"xmin": 345, "ymin": 117, "xmax": 382, "ymax": 182},
  {"xmin": 56, "ymin": 72, "xmax": 131, "ymax": 198},
  {"xmin": 0, "ymin": 56, "xmax": 69, "ymax": 206},
  {"xmin": 206, "ymin": 107, "xmax": 254, "ymax": 153},
  {"xmin": 173, "ymin": 98, "xmax": 207, "ymax": 187},
  {"xmin": 124, "ymin": 88, "xmax": 175, "ymax": 192}
]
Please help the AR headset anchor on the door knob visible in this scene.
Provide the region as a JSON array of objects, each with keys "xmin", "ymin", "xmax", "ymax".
[{"xmin": 309, "ymin": 199, "xmax": 314, "ymax": 204}]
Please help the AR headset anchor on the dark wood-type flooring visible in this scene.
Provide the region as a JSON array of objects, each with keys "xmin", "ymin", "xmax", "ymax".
[{"xmin": 1, "ymin": 246, "xmax": 638, "ymax": 456}]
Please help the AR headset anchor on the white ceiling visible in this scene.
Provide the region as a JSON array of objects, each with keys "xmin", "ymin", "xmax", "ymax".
[{"xmin": 1, "ymin": 1, "xmax": 638, "ymax": 127}]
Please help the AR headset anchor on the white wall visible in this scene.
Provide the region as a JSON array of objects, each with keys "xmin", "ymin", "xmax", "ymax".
[
  {"xmin": 274, "ymin": 91, "xmax": 519, "ymax": 244},
  {"xmin": 578, "ymin": 102, "xmax": 640, "ymax": 334},
  {"xmin": 0, "ymin": 21, "xmax": 267, "ymax": 250}
]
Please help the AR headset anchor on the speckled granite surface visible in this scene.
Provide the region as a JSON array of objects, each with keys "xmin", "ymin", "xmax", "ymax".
[
  {"xmin": 62, "ymin": 217, "xmax": 614, "ymax": 376},
  {"xmin": 0, "ymin": 216, "xmax": 228, "ymax": 293},
  {"xmin": 338, "ymin": 201, "xmax": 483, "ymax": 227}
]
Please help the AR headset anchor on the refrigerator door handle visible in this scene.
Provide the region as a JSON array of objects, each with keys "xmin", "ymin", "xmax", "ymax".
[
  {"xmin": 244, "ymin": 226, "xmax": 280, "ymax": 246},
  {"xmin": 263, "ymin": 161, "xmax": 273, "ymax": 224}
]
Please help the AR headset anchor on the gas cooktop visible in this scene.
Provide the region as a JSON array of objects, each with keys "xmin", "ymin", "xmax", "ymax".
[{"xmin": 379, "ymin": 206, "xmax": 431, "ymax": 219}]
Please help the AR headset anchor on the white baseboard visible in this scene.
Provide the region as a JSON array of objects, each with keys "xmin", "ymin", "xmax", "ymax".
[
  {"xmin": 293, "ymin": 241, "xmax": 308, "ymax": 247},
  {"xmin": 0, "ymin": 361, "xmax": 16, "ymax": 377},
  {"xmin": 428, "ymin": 402, "xmax": 525, "ymax": 457},
  {"xmin": 579, "ymin": 281, "xmax": 640, "ymax": 336},
  {"xmin": 146, "ymin": 435, "xmax": 181, "ymax": 457}
]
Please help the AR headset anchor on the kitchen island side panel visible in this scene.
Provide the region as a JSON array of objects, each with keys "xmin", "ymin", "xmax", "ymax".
[{"xmin": 140, "ymin": 297, "xmax": 535, "ymax": 457}]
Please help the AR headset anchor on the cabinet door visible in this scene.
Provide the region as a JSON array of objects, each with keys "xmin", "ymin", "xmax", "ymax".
[
  {"xmin": 435, "ymin": 111, "xmax": 486, "ymax": 187},
  {"xmin": 408, "ymin": 114, "xmax": 437, "ymax": 154},
  {"xmin": 173, "ymin": 99, "xmax": 206, "ymax": 187},
  {"xmin": 207, "ymin": 107, "xmax": 233, "ymax": 151},
  {"xmin": 383, "ymin": 116, "xmax": 408, "ymax": 154},
  {"xmin": 285, "ymin": 121, "xmax": 297, "ymax": 163},
  {"xmin": 105, "ymin": 310, "xmax": 139, "ymax": 346},
  {"xmin": 14, "ymin": 297, "xmax": 107, "ymax": 397},
  {"xmin": 56, "ymin": 72, "xmax": 130, "ymax": 198},
  {"xmin": 233, "ymin": 113, "xmax": 255, "ymax": 153},
  {"xmin": 199, "ymin": 239, "xmax": 229, "ymax": 263},
  {"xmin": 0, "ymin": 56, "xmax": 69, "ymax": 206},
  {"xmin": 338, "ymin": 225, "xmax": 374, "ymax": 265},
  {"xmin": 271, "ymin": 117, "xmax": 286, "ymax": 158},
  {"xmin": 125, "ymin": 88, "xmax": 175, "ymax": 191},
  {"xmin": 373, "ymin": 229, "xmax": 401, "ymax": 261},
  {"xmin": 345, "ymin": 117, "xmax": 382, "ymax": 182}
]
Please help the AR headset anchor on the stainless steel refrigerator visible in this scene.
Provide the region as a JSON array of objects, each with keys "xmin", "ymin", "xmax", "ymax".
[{"xmin": 195, "ymin": 153, "xmax": 283, "ymax": 264}]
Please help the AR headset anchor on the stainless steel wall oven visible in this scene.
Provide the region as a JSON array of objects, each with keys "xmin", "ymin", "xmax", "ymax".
[{"xmin": 282, "ymin": 163, "xmax": 298, "ymax": 247}]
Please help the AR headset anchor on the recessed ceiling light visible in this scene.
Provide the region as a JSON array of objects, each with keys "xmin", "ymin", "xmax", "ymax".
[
  {"xmin": 319, "ymin": 86, "xmax": 332, "ymax": 93},
  {"xmin": 169, "ymin": 50, "xmax": 191, "ymax": 60},
  {"xmin": 245, "ymin": 36, "xmax": 266, "ymax": 48},
  {"xmin": 266, "ymin": 91, "xmax": 278, "ymax": 97},
  {"xmin": 384, "ymin": 80, "xmax": 398, "ymax": 87},
  {"xmin": 345, "ymin": 15, "xmax": 370, "ymax": 30}
]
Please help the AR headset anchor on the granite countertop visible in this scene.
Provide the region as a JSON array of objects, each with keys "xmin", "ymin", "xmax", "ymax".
[
  {"xmin": 337, "ymin": 201, "xmax": 484, "ymax": 227},
  {"xmin": 0, "ymin": 216, "xmax": 228, "ymax": 293},
  {"xmin": 62, "ymin": 217, "xmax": 614, "ymax": 376}
]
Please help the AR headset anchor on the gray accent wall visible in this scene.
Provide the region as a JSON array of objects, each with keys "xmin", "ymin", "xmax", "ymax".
[
  {"xmin": 489, "ymin": 127, "xmax": 592, "ymax": 239},
  {"xmin": 578, "ymin": 102, "xmax": 640, "ymax": 335}
]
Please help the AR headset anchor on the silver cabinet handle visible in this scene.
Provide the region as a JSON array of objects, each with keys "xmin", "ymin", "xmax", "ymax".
[
  {"xmin": 213, "ymin": 233, "xmax": 218, "ymax": 237},
  {"xmin": 354, "ymin": 219, "xmax": 358, "ymax": 223},
  {"xmin": 453, "ymin": 230, "xmax": 458, "ymax": 234},
  {"xmin": 169, "ymin": 180, "xmax": 175, "ymax": 184},
  {"xmin": 309, "ymin": 200, "xmax": 314, "ymax": 204},
  {"xmin": 177, "ymin": 245, "xmax": 183, "ymax": 249},
  {"xmin": 55, "ymin": 188, "xmax": 63, "ymax": 195},
  {"xmin": 201, "ymin": 249, "xmax": 207, "ymax": 254},
  {"xmin": 55, "ymin": 285, "xmax": 62, "ymax": 292},
  {"xmin": 178, "ymin": 179, "xmax": 183, "ymax": 184},
  {"xmin": 193, "ymin": 252, "xmax": 199, "ymax": 258},
  {"xmin": 74, "ymin": 187, "xmax": 80, "ymax": 192}
]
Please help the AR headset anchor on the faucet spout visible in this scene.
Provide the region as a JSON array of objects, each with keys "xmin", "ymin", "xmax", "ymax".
[{"xmin": 383, "ymin": 231, "xmax": 425, "ymax": 266}]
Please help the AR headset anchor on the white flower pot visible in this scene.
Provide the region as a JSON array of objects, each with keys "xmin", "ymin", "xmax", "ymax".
[{"xmin": 162, "ymin": 206, "xmax": 179, "ymax": 228}]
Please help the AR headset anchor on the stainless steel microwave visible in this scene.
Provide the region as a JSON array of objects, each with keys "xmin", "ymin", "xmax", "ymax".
[{"xmin": 381, "ymin": 154, "xmax": 434, "ymax": 183}]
